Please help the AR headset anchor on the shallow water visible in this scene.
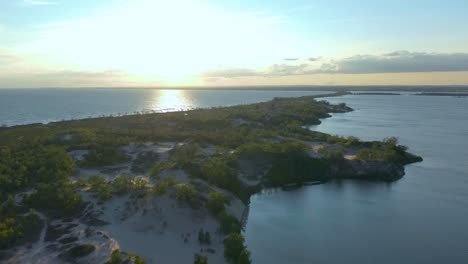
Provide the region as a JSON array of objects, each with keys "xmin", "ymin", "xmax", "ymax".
[
  {"xmin": 0, "ymin": 88, "xmax": 326, "ymax": 126},
  {"xmin": 244, "ymin": 94, "xmax": 468, "ymax": 264}
]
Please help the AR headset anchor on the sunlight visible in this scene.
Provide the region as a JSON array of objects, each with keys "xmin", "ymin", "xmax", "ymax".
[
  {"xmin": 152, "ymin": 89, "xmax": 193, "ymax": 112},
  {"xmin": 18, "ymin": 0, "xmax": 296, "ymax": 84}
]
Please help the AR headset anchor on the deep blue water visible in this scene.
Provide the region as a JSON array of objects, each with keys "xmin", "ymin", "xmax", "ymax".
[
  {"xmin": 0, "ymin": 88, "xmax": 327, "ymax": 126},
  {"xmin": 244, "ymin": 94, "xmax": 468, "ymax": 264}
]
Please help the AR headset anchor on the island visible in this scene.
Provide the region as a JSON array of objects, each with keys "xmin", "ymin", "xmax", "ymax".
[{"xmin": 0, "ymin": 92, "xmax": 422, "ymax": 264}]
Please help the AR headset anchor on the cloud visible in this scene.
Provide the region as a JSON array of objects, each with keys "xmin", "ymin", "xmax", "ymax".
[
  {"xmin": 202, "ymin": 51, "xmax": 468, "ymax": 79},
  {"xmin": 201, "ymin": 67, "xmax": 260, "ymax": 78},
  {"xmin": 320, "ymin": 51, "xmax": 468, "ymax": 74},
  {"xmin": 284, "ymin": 58, "xmax": 299, "ymax": 61},
  {"xmin": 0, "ymin": 69, "xmax": 164, "ymax": 88},
  {"xmin": 22, "ymin": 0, "xmax": 57, "ymax": 6}
]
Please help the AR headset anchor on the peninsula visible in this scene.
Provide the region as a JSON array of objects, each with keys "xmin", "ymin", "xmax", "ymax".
[{"xmin": 0, "ymin": 93, "xmax": 422, "ymax": 264}]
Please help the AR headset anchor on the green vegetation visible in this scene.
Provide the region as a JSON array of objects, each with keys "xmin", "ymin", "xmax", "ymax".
[
  {"xmin": 88, "ymin": 175, "xmax": 112, "ymax": 202},
  {"xmin": 86, "ymin": 174, "xmax": 148, "ymax": 202},
  {"xmin": 131, "ymin": 151, "xmax": 159, "ymax": 173},
  {"xmin": 175, "ymin": 183, "xmax": 198, "ymax": 206},
  {"xmin": 266, "ymin": 152, "xmax": 329, "ymax": 186},
  {"xmin": 224, "ymin": 233, "xmax": 251, "ymax": 264},
  {"xmin": 0, "ymin": 92, "xmax": 421, "ymax": 262},
  {"xmin": 356, "ymin": 137, "xmax": 420, "ymax": 163},
  {"xmin": 194, "ymin": 253, "xmax": 209, "ymax": 264},
  {"xmin": 206, "ymin": 191, "xmax": 230, "ymax": 215},
  {"xmin": 63, "ymin": 244, "xmax": 95, "ymax": 259},
  {"xmin": 106, "ymin": 249, "xmax": 122, "ymax": 264},
  {"xmin": 105, "ymin": 249, "xmax": 146, "ymax": 264},
  {"xmin": 152, "ymin": 176, "xmax": 178, "ymax": 195},
  {"xmin": 80, "ymin": 146, "xmax": 130, "ymax": 167}
]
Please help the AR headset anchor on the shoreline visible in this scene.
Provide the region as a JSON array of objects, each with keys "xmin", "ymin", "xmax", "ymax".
[{"xmin": 0, "ymin": 93, "xmax": 422, "ymax": 263}]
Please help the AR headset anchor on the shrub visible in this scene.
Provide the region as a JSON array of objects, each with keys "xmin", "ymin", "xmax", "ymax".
[
  {"xmin": 194, "ymin": 253, "xmax": 208, "ymax": 264},
  {"xmin": 175, "ymin": 183, "xmax": 197, "ymax": 205},
  {"xmin": 206, "ymin": 191, "xmax": 230, "ymax": 215},
  {"xmin": 217, "ymin": 211, "xmax": 240, "ymax": 235},
  {"xmin": 80, "ymin": 146, "xmax": 129, "ymax": 167},
  {"xmin": 153, "ymin": 176, "xmax": 178, "ymax": 196},
  {"xmin": 224, "ymin": 233, "xmax": 245, "ymax": 262},
  {"xmin": 131, "ymin": 151, "xmax": 159, "ymax": 173}
]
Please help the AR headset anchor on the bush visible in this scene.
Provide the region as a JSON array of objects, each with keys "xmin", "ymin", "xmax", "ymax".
[
  {"xmin": 131, "ymin": 151, "xmax": 159, "ymax": 173},
  {"xmin": 80, "ymin": 146, "xmax": 129, "ymax": 167},
  {"xmin": 112, "ymin": 175, "xmax": 147, "ymax": 193},
  {"xmin": 65, "ymin": 244, "xmax": 95, "ymax": 258},
  {"xmin": 206, "ymin": 192, "xmax": 230, "ymax": 215},
  {"xmin": 224, "ymin": 233, "xmax": 245, "ymax": 262},
  {"xmin": 88, "ymin": 175, "xmax": 112, "ymax": 201},
  {"xmin": 194, "ymin": 253, "xmax": 208, "ymax": 264},
  {"xmin": 238, "ymin": 249, "xmax": 252, "ymax": 264},
  {"xmin": 175, "ymin": 183, "xmax": 197, "ymax": 205},
  {"xmin": 153, "ymin": 176, "xmax": 178, "ymax": 196},
  {"xmin": 217, "ymin": 211, "xmax": 240, "ymax": 235},
  {"xmin": 106, "ymin": 249, "xmax": 122, "ymax": 264}
]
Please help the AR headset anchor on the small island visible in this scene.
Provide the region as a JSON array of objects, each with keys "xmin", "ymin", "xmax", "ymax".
[{"xmin": 0, "ymin": 93, "xmax": 422, "ymax": 264}]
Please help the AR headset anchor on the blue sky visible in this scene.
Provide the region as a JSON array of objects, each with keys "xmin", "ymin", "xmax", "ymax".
[{"xmin": 1, "ymin": 0, "xmax": 468, "ymax": 87}]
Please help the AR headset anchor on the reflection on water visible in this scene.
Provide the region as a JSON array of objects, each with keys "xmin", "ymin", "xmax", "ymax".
[
  {"xmin": 0, "ymin": 88, "xmax": 328, "ymax": 126},
  {"xmin": 151, "ymin": 89, "xmax": 193, "ymax": 112}
]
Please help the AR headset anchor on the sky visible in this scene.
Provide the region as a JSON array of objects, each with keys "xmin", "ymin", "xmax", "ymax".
[{"xmin": 0, "ymin": 0, "xmax": 468, "ymax": 87}]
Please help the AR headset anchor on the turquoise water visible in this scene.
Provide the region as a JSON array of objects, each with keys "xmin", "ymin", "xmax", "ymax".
[
  {"xmin": 0, "ymin": 88, "xmax": 327, "ymax": 126},
  {"xmin": 244, "ymin": 94, "xmax": 468, "ymax": 263}
]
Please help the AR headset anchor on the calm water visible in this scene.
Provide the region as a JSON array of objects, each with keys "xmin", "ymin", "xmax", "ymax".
[
  {"xmin": 0, "ymin": 88, "xmax": 327, "ymax": 126},
  {"xmin": 2, "ymin": 89, "xmax": 467, "ymax": 263},
  {"xmin": 244, "ymin": 94, "xmax": 468, "ymax": 263}
]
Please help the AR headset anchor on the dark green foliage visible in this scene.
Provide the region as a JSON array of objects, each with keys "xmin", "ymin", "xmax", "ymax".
[
  {"xmin": 224, "ymin": 233, "xmax": 246, "ymax": 262},
  {"xmin": 0, "ymin": 145, "xmax": 74, "ymax": 199},
  {"xmin": 237, "ymin": 249, "xmax": 252, "ymax": 264},
  {"xmin": 323, "ymin": 149, "xmax": 345, "ymax": 160},
  {"xmin": 217, "ymin": 211, "xmax": 241, "ymax": 235},
  {"xmin": 175, "ymin": 183, "xmax": 198, "ymax": 206},
  {"xmin": 153, "ymin": 176, "xmax": 178, "ymax": 195},
  {"xmin": 237, "ymin": 141, "xmax": 308, "ymax": 154},
  {"xmin": 106, "ymin": 250, "xmax": 122, "ymax": 264},
  {"xmin": 88, "ymin": 175, "xmax": 112, "ymax": 201},
  {"xmin": 64, "ymin": 244, "xmax": 95, "ymax": 258},
  {"xmin": 206, "ymin": 191, "xmax": 230, "ymax": 215},
  {"xmin": 199, "ymin": 156, "xmax": 242, "ymax": 199},
  {"xmin": 80, "ymin": 146, "xmax": 129, "ymax": 167},
  {"xmin": 266, "ymin": 152, "xmax": 329, "ymax": 186},
  {"xmin": 150, "ymin": 160, "xmax": 176, "ymax": 178},
  {"xmin": 194, "ymin": 253, "xmax": 209, "ymax": 264},
  {"xmin": 112, "ymin": 175, "xmax": 147, "ymax": 194},
  {"xmin": 59, "ymin": 236, "xmax": 79, "ymax": 244},
  {"xmin": 25, "ymin": 182, "xmax": 84, "ymax": 216},
  {"xmin": 131, "ymin": 151, "xmax": 159, "ymax": 173},
  {"xmin": 356, "ymin": 137, "xmax": 422, "ymax": 164}
]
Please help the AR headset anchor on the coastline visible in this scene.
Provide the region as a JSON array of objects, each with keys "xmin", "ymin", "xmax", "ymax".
[{"xmin": 0, "ymin": 93, "xmax": 422, "ymax": 263}]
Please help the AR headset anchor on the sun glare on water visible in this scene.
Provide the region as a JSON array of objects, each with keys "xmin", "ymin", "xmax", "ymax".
[{"xmin": 152, "ymin": 89, "xmax": 193, "ymax": 112}]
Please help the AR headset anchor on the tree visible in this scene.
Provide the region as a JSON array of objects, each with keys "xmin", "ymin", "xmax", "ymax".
[
  {"xmin": 237, "ymin": 249, "xmax": 251, "ymax": 264},
  {"xmin": 206, "ymin": 191, "xmax": 230, "ymax": 214},
  {"xmin": 224, "ymin": 233, "xmax": 245, "ymax": 262}
]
